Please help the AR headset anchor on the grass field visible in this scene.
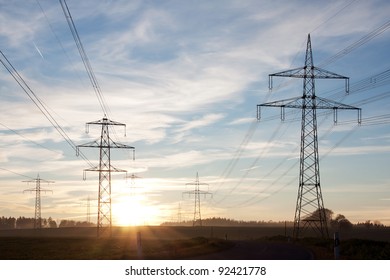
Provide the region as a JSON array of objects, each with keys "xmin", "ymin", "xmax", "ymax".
[{"xmin": 0, "ymin": 226, "xmax": 389, "ymax": 260}]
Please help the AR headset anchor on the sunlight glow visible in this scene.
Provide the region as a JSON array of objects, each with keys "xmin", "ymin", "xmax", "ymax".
[{"xmin": 112, "ymin": 193, "xmax": 161, "ymax": 226}]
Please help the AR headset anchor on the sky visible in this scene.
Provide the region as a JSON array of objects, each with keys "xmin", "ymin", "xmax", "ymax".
[{"xmin": 0, "ymin": 0, "xmax": 389, "ymax": 226}]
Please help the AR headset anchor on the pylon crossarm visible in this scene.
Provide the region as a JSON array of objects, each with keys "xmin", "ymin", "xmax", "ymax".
[
  {"xmin": 85, "ymin": 116, "xmax": 127, "ymax": 136},
  {"xmin": 270, "ymin": 67, "xmax": 306, "ymax": 79},
  {"xmin": 23, "ymin": 189, "xmax": 52, "ymax": 193},
  {"xmin": 258, "ymin": 96, "xmax": 361, "ymax": 123},
  {"xmin": 269, "ymin": 67, "xmax": 349, "ymax": 92},
  {"xmin": 259, "ymin": 96, "xmax": 304, "ymax": 108},
  {"xmin": 77, "ymin": 140, "xmax": 101, "ymax": 149},
  {"xmin": 110, "ymin": 140, "xmax": 135, "ymax": 150},
  {"xmin": 78, "ymin": 140, "xmax": 134, "ymax": 150},
  {"xmin": 83, "ymin": 165, "xmax": 127, "ymax": 176},
  {"xmin": 186, "ymin": 182, "xmax": 209, "ymax": 186},
  {"xmin": 315, "ymin": 96, "xmax": 359, "ymax": 110},
  {"xmin": 312, "ymin": 67, "xmax": 349, "ymax": 80},
  {"xmin": 315, "ymin": 97, "xmax": 362, "ymax": 124},
  {"xmin": 22, "ymin": 179, "xmax": 54, "ymax": 184},
  {"xmin": 110, "ymin": 165, "xmax": 128, "ymax": 173},
  {"xmin": 257, "ymin": 96, "xmax": 304, "ymax": 121},
  {"xmin": 86, "ymin": 117, "xmax": 126, "ymax": 127}
]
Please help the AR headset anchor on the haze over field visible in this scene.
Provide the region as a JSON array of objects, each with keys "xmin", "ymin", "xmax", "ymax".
[{"xmin": 0, "ymin": 0, "xmax": 389, "ymax": 226}]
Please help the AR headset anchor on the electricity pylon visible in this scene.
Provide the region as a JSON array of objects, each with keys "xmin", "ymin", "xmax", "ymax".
[
  {"xmin": 183, "ymin": 172, "xmax": 212, "ymax": 226},
  {"xmin": 126, "ymin": 173, "xmax": 143, "ymax": 196},
  {"xmin": 23, "ymin": 174, "xmax": 53, "ymax": 229},
  {"xmin": 81, "ymin": 196, "xmax": 97, "ymax": 224},
  {"xmin": 77, "ymin": 115, "xmax": 135, "ymax": 237},
  {"xmin": 257, "ymin": 34, "xmax": 361, "ymax": 239}
]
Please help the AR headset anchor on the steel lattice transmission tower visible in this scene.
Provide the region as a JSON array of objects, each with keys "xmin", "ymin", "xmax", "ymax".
[
  {"xmin": 257, "ymin": 34, "xmax": 361, "ymax": 239},
  {"xmin": 183, "ymin": 172, "xmax": 212, "ymax": 226},
  {"xmin": 81, "ymin": 196, "xmax": 96, "ymax": 224},
  {"xmin": 23, "ymin": 174, "xmax": 53, "ymax": 229},
  {"xmin": 77, "ymin": 116, "xmax": 135, "ymax": 237}
]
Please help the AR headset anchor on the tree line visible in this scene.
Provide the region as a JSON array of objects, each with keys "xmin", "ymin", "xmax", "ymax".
[
  {"xmin": 0, "ymin": 216, "xmax": 94, "ymax": 229},
  {"xmin": 162, "ymin": 209, "xmax": 387, "ymax": 230}
]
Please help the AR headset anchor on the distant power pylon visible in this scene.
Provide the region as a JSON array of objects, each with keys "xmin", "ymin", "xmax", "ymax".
[
  {"xmin": 23, "ymin": 174, "xmax": 53, "ymax": 229},
  {"xmin": 177, "ymin": 203, "xmax": 182, "ymax": 224},
  {"xmin": 257, "ymin": 34, "xmax": 361, "ymax": 239},
  {"xmin": 126, "ymin": 173, "xmax": 143, "ymax": 196},
  {"xmin": 183, "ymin": 172, "xmax": 212, "ymax": 226},
  {"xmin": 80, "ymin": 196, "xmax": 97, "ymax": 224},
  {"xmin": 77, "ymin": 116, "xmax": 135, "ymax": 237}
]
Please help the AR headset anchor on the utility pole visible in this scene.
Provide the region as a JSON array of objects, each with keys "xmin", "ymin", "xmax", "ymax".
[
  {"xmin": 183, "ymin": 172, "xmax": 212, "ymax": 226},
  {"xmin": 23, "ymin": 174, "xmax": 53, "ymax": 229},
  {"xmin": 77, "ymin": 115, "xmax": 135, "ymax": 237},
  {"xmin": 257, "ymin": 34, "xmax": 361, "ymax": 239}
]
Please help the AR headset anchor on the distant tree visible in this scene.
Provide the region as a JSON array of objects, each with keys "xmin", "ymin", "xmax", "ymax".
[
  {"xmin": 59, "ymin": 220, "xmax": 76, "ymax": 227},
  {"xmin": 75, "ymin": 221, "xmax": 95, "ymax": 227},
  {"xmin": 16, "ymin": 217, "xmax": 35, "ymax": 229},
  {"xmin": 58, "ymin": 219, "xmax": 94, "ymax": 227},
  {"xmin": 364, "ymin": 220, "xmax": 372, "ymax": 229},
  {"xmin": 0, "ymin": 216, "xmax": 16, "ymax": 229},
  {"xmin": 373, "ymin": 220, "xmax": 384, "ymax": 227},
  {"xmin": 302, "ymin": 208, "xmax": 333, "ymax": 224},
  {"xmin": 161, "ymin": 217, "xmax": 294, "ymax": 227},
  {"xmin": 47, "ymin": 217, "xmax": 57, "ymax": 228},
  {"xmin": 331, "ymin": 214, "xmax": 353, "ymax": 231}
]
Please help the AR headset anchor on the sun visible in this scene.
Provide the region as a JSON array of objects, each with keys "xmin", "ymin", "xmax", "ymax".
[{"xmin": 112, "ymin": 195, "xmax": 143, "ymax": 226}]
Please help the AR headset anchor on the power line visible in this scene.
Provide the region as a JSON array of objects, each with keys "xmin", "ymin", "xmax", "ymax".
[
  {"xmin": 0, "ymin": 167, "xmax": 35, "ymax": 180},
  {"xmin": 0, "ymin": 122, "xmax": 63, "ymax": 156},
  {"xmin": 35, "ymin": 0, "xmax": 87, "ymax": 88},
  {"xmin": 319, "ymin": 19, "xmax": 390, "ymax": 68},
  {"xmin": 0, "ymin": 51, "xmax": 93, "ymax": 168},
  {"xmin": 310, "ymin": 0, "xmax": 359, "ymax": 34},
  {"xmin": 59, "ymin": 0, "xmax": 110, "ymax": 117},
  {"xmin": 270, "ymin": 19, "xmax": 390, "ymax": 93}
]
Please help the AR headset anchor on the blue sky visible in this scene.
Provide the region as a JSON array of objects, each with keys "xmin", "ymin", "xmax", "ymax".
[{"xmin": 0, "ymin": 0, "xmax": 389, "ymax": 226}]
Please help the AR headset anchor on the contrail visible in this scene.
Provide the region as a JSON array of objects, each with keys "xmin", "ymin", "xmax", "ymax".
[
  {"xmin": 33, "ymin": 41, "xmax": 44, "ymax": 59},
  {"xmin": 239, "ymin": 165, "xmax": 261, "ymax": 172}
]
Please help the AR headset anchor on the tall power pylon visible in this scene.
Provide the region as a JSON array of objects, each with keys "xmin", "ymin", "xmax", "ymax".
[
  {"xmin": 23, "ymin": 174, "xmax": 53, "ymax": 229},
  {"xmin": 77, "ymin": 116, "xmax": 135, "ymax": 237},
  {"xmin": 257, "ymin": 34, "xmax": 361, "ymax": 239},
  {"xmin": 183, "ymin": 172, "xmax": 212, "ymax": 226}
]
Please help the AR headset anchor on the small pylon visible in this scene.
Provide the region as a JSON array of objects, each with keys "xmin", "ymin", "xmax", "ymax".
[
  {"xmin": 23, "ymin": 174, "xmax": 53, "ymax": 229},
  {"xmin": 183, "ymin": 172, "xmax": 212, "ymax": 226},
  {"xmin": 80, "ymin": 196, "xmax": 97, "ymax": 224}
]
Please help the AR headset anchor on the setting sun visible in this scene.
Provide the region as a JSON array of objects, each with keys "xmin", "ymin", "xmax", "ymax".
[{"xmin": 112, "ymin": 193, "xmax": 161, "ymax": 226}]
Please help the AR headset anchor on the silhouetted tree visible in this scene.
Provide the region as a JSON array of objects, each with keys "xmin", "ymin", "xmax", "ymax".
[
  {"xmin": 16, "ymin": 217, "xmax": 35, "ymax": 229},
  {"xmin": 0, "ymin": 216, "xmax": 16, "ymax": 229},
  {"xmin": 302, "ymin": 208, "xmax": 334, "ymax": 224},
  {"xmin": 331, "ymin": 214, "xmax": 353, "ymax": 231},
  {"xmin": 59, "ymin": 220, "xmax": 76, "ymax": 227},
  {"xmin": 47, "ymin": 217, "xmax": 57, "ymax": 228}
]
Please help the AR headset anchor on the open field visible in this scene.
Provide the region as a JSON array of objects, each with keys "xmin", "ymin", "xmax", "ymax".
[{"xmin": 0, "ymin": 226, "xmax": 389, "ymax": 259}]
